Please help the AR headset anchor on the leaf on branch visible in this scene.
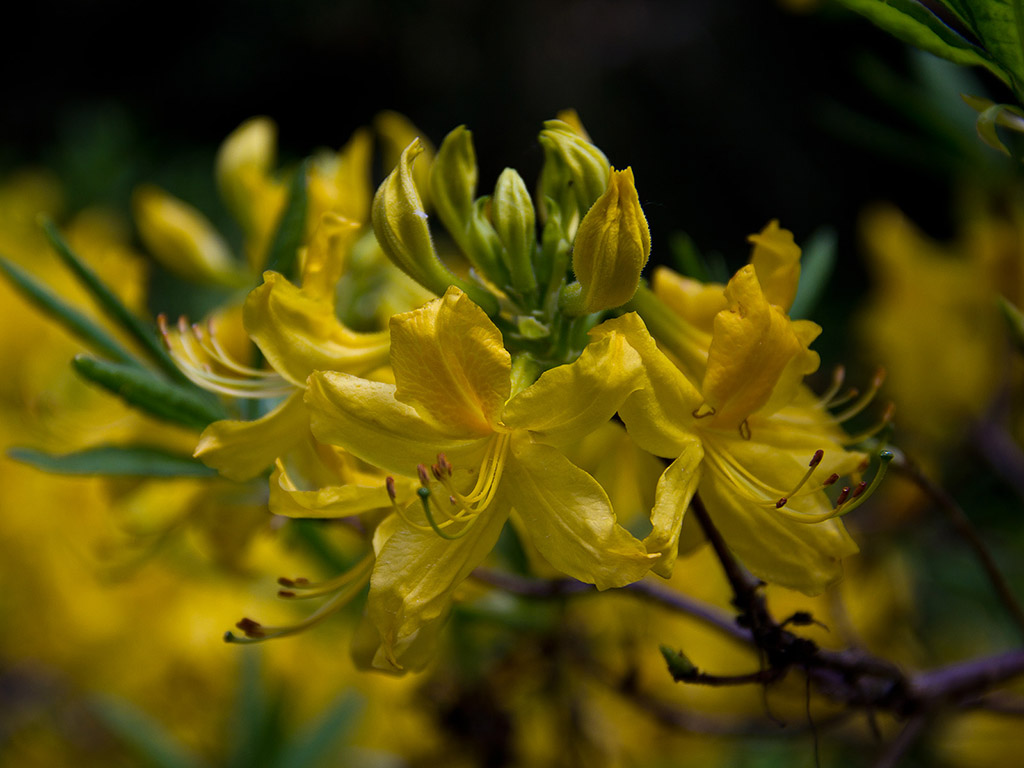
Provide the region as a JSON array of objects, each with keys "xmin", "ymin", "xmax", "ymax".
[
  {"xmin": 72, "ymin": 355, "xmax": 227, "ymax": 431},
  {"xmin": 8, "ymin": 445, "xmax": 218, "ymax": 477},
  {"xmin": 41, "ymin": 217, "xmax": 187, "ymax": 381},
  {"xmin": 0, "ymin": 257, "xmax": 139, "ymax": 366},
  {"xmin": 659, "ymin": 644, "xmax": 699, "ymax": 681}
]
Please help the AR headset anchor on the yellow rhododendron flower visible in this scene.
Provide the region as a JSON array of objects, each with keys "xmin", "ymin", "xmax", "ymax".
[
  {"xmin": 305, "ymin": 287, "xmax": 661, "ymax": 669},
  {"xmin": 620, "ymin": 224, "xmax": 868, "ymax": 593}
]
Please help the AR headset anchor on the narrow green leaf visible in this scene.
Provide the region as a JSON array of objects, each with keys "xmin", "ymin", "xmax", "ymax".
[
  {"xmin": 8, "ymin": 445, "xmax": 217, "ymax": 477},
  {"xmin": 999, "ymin": 295, "xmax": 1024, "ymax": 352},
  {"xmin": 790, "ymin": 227, "xmax": 837, "ymax": 320},
  {"xmin": 837, "ymin": 0, "xmax": 1010, "ymax": 85},
  {"xmin": 659, "ymin": 645, "xmax": 698, "ymax": 681},
  {"xmin": 227, "ymin": 651, "xmax": 279, "ymax": 768},
  {"xmin": 72, "ymin": 355, "xmax": 226, "ymax": 430},
  {"xmin": 90, "ymin": 695, "xmax": 210, "ymax": 768},
  {"xmin": 41, "ymin": 217, "xmax": 187, "ymax": 381},
  {"xmin": 264, "ymin": 161, "xmax": 309, "ymax": 279},
  {"xmin": 275, "ymin": 692, "xmax": 362, "ymax": 768},
  {"xmin": 0, "ymin": 256, "xmax": 138, "ymax": 365}
]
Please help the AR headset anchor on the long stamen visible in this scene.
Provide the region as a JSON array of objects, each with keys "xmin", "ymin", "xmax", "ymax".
[
  {"xmin": 842, "ymin": 402, "xmax": 896, "ymax": 446},
  {"xmin": 833, "ymin": 368, "xmax": 885, "ymax": 423},
  {"xmin": 776, "ymin": 450, "xmax": 824, "ymax": 509},
  {"xmin": 225, "ymin": 556, "xmax": 373, "ymax": 644},
  {"xmin": 277, "ymin": 553, "xmax": 375, "ymax": 599},
  {"xmin": 818, "ymin": 365, "xmax": 846, "ymax": 406},
  {"xmin": 772, "ymin": 450, "xmax": 894, "ymax": 524}
]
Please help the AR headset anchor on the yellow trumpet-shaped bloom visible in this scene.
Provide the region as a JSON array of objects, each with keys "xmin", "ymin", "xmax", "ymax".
[
  {"xmin": 305, "ymin": 287, "xmax": 660, "ymax": 670},
  {"xmin": 619, "ymin": 224, "xmax": 866, "ymax": 594}
]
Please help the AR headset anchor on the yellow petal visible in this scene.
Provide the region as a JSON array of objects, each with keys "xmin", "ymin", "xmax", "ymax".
[
  {"xmin": 700, "ymin": 428, "xmax": 861, "ymax": 595},
  {"xmin": 593, "ymin": 313, "xmax": 703, "ymax": 458},
  {"xmin": 132, "ymin": 185, "xmax": 241, "ymax": 286},
  {"xmin": 306, "ymin": 371, "xmax": 491, "ymax": 476},
  {"xmin": 651, "ymin": 266, "xmax": 725, "ymax": 335},
  {"xmin": 702, "ymin": 265, "xmax": 820, "ymax": 427},
  {"xmin": 645, "ymin": 437, "xmax": 704, "ymax": 578},
  {"xmin": 749, "ymin": 219, "xmax": 801, "ymax": 311},
  {"xmin": 390, "ymin": 287, "xmax": 510, "ymax": 435},
  {"xmin": 244, "ymin": 271, "xmax": 390, "ymax": 387},
  {"xmin": 501, "ymin": 321, "xmax": 642, "ymax": 446},
  {"xmin": 298, "ymin": 212, "xmax": 361, "ymax": 303},
  {"xmin": 269, "ymin": 463, "xmax": 397, "ymax": 519},
  {"xmin": 367, "ymin": 497, "xmax": 509, "ymax": 669},
  {"xmin": 307, "ymin": 126, "xmax": 373, "ymax": 226},
  {"xmin": 504, "ymin": 436, "xmax": 655, "ymax": 590},
  {"xmin": 194, "ymin": 392, "xmax": 307, "ymax": 481}
]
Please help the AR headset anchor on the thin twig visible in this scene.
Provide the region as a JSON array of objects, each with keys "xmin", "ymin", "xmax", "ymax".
[{"xmin": 892, "ymin": 452, "xmax": 1024, "ymax": 640}]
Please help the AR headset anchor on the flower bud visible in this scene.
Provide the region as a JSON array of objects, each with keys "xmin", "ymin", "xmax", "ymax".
[
  {"xmin": 565, "ymin": 167, "xmax": 650, "ymax": 314},
  {"xmin": 216, "ymin": 117, "xmax": 277, "ymax": 230},
  {"xmin": 372, "ymin": 139, "xmax": 498, "ymax": 314},
  {"xmin": 133, "ymin": 185, "xmax": 242, "ymax": 286},
  {"xmin": 538, "ymin": 119, "xmax": 610, "ymax": 229},
  {"xmin": 375, "ymin": 111, "xmax": 434, "ymax": 207},
  {"xmin": 430, "ymin": 127, "xmax": 509, "ymax": 287},
  {"xmin": 491, "ymin": 168, "xmax": 538, "ymax": 296}
]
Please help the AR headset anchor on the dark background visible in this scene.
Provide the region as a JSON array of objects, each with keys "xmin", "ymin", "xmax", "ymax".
[{"xmin": 0, "ymin": 0, "xmax": 1000, "ymax": 323}]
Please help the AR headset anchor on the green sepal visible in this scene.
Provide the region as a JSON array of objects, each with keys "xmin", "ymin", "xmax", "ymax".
[
  {"xmin": 789, "ymin": 226, "xmax": 837, "ymax": 320},
  {"xmin": 0, "ymin": 256, "xmax": 139, "ymax": 366},
  {"xmin": 40, "ymin": 217, "xmax": 187, "ymax": 382},
  {"xmin": 72, "ymin": 355, "xmax": 227, "ymax": 430},
  {"xmin": 264, "ymin": 159, "xmax": 309, "ymax": 279},
  {"xmin": 9, "ymin": 444, "xmax": 218, "ymax": 477}
]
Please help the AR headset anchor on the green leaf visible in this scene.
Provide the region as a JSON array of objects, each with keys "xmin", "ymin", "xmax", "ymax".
[
  {"xmin": 90, "ymin": 695, "xmax": 211, "ymax": 768},
  {"xmin": 999, "ymin": 295, "xmax": 1024, "ymax": 352},
  {"xmin": 790, "ymin": 226, "xmax": 837, "ymax": 320},
  {"xmin": 274, "ymin": 692, "xmax": 362, "ymax": 768},
  {"xmin": 72, "ymin": 355, "xmax": 226, "ymax": 431},
  {"xmin": 954, "ymin": 0, "xmax": 1024, "ymax": 101},
  {"xmin": 837, "ymin": 0, "xmax": 1010, "ymax": 85},
  {"xmin": 41, "ymin": 217, "xmax": 187, "ymax": 382},
  {"xmin": 0, "ymin": 256, "xmax": 138, "ymax": 366},
  {"xmin": 8, "ymin": 445, "xmax": 217, "ymax": 477},
  {"xmin": 264, "ymin": 161, "xmax": 309, "ymax": 279}
]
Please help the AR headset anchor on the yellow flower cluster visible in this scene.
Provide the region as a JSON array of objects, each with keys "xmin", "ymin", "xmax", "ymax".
[{"xmin": 130, "ymin": 114, "xmax": 883, "ymax": 673}]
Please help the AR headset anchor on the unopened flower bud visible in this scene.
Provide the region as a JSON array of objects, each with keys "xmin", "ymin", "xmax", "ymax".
[
  {"xmin": 492, "ymin": 167, "xmax": 538, "ymax": 296},
  {"xmin": 133, "ymin": 185, "xmax": 242, "ymax": 286},
  {"xmin": 216, "ymin": 117, "xmax": 276, "ymax": 230},
  {"xmin": 430, "ymin": 126, "xmax": 509, "ymax": 287},
  {"xmin": 538, "ymin": 119, "xmax": 610, "ymax": 229},
  {"xmin": 372, "ymin": 139, "xmax": 499, "ymax": 314},
  {"xmin": 563, "ymin": 167, "xmax": 650, "ymax": 314}
]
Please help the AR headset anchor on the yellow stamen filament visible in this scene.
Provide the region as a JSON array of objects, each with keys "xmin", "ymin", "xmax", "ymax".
[
  {"xmin": 388, "ymin": 434, "xmax": 512, "ymax": 540},
  {"xmin": 833, "ymin": 369, "xmax": 885, "ymax": 423},
  {"xmin": 158, "ymin": 314, "xmax": 293, "ymax": 399},
  {"xmin": 225, "ymin": 554, "xmax": 374, "ymax": 644},
  {"xmin": 842, "ymin": 402, "xmax": 896, "ymax": 446},
  {"xmin": 704, "ymin": 446, "xmax": 827, "ymax": 509},
  {"xmin": 277, "ymin": 552, "xmax": 375, "ymax": 599},
  {"xmin": 817, "ymin": 365, "xmax": 846, "ymax": 406},
  {"xmin": 770, "ymin": 450, "xmax": 893, "ymax": 524}
]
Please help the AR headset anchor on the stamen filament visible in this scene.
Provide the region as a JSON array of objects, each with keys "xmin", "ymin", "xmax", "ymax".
[{"xmin": 833, "ymin": 369, "xmax": 885, "ymax": 423}]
